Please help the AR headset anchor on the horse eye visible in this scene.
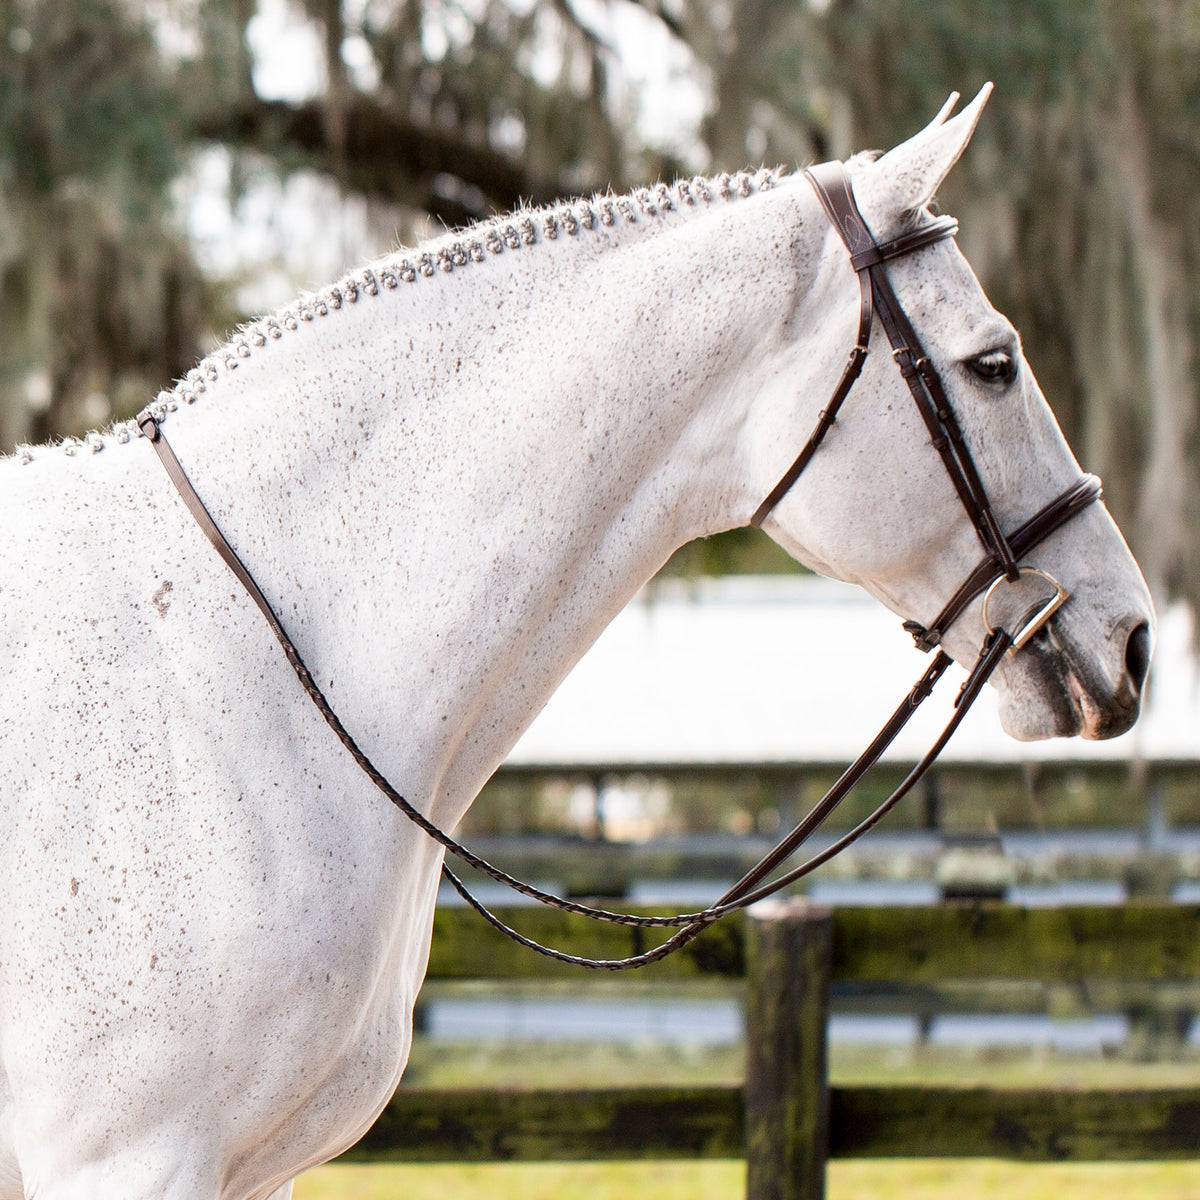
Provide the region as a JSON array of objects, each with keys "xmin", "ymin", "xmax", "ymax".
[{"xmin": 967, "ymin": 348, "xmax": 1017, "ymax": 386}]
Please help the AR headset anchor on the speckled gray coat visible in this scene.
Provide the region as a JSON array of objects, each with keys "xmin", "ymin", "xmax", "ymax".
[{"xmin": 0, "ymin": 89, "xmax": 1152, "ymax": 1198}]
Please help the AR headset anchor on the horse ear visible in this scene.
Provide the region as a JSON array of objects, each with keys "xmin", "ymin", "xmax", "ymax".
[{"xmin": 866, "ymin": 83, "xmax": 992, "ymax": 222}]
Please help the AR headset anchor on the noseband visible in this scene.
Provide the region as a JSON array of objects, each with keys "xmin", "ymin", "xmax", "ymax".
[{"xmin": 135, "ymin": 163, "xmax": 1101, "ymax": 970}]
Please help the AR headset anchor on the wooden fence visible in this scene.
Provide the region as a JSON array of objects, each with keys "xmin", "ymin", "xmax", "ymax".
[{"xmin": 340, "ymin": 901, "xmax": 1200, "ymax": 1198}]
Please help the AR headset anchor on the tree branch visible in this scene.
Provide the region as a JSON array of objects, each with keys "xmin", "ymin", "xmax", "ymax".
[{"xmin": 198, "ymin": 96, "xmax": 579, "ymax": 225}]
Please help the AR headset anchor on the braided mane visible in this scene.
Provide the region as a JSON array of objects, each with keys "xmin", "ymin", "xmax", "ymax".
[{"xmin": 12, "ymin": 167, "xmax": 785, "ymax": 465}]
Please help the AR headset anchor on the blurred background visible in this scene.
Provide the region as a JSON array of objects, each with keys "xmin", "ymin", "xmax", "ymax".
[
  {"xmin": 7, "ymin": 0, "xmax": 1200, "ymax": 1139},
  {"xmin": 3, "ymin": 0, "xmax": 1198, "ymax": 606}
]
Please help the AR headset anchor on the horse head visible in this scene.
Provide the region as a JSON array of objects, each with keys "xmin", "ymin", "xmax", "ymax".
[{"xmin": 749, "ymin": 86, "xmax": 1154, "ymax": 741}]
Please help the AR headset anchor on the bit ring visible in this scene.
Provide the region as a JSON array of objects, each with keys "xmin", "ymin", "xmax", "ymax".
[{"xmin": 982, "ymin": 566, "xmax": 1070, "ymax": 653}]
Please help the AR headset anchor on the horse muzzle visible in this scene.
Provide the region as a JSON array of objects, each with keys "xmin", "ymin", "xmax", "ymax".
[{"xmin": 995, "ymin": 609, "xmax": 1154, "ymax": 741}]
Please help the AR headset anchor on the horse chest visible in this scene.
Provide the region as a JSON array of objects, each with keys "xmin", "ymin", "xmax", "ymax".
[
  {"xmin": 0, "ymin": 467, "xmax": 441, "ymax": 1184},
  {"xmin": 0, "ymin": 754, "xmax": 438, "ymax": 1186}
]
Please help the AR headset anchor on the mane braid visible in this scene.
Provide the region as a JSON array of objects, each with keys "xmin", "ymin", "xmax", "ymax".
[{"xmin": 11, "ymin": 168, "xmax": 785, "ymax": 465}]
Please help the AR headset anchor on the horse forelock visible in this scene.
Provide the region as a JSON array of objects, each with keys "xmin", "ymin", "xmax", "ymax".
[{"xmin": 6, "ymin": 167, "xmax": 788, "ymax": 466}]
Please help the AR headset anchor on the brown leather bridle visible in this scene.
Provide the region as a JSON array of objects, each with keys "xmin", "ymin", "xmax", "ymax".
[
  {"xmin": 135, "ymin": 163, "xmax": 1101, "ymax": 970},
  {"xmin": 751, "ymin": 161, "xmax": 1101, "ymax": 654}
]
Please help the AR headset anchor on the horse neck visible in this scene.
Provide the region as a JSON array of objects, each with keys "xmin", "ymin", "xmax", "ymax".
[{"xmin": 155, "ymin": 179, "xmax": 816, "ymax": 827}]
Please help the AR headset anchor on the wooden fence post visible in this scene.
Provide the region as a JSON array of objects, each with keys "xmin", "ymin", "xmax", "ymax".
[{"xmin": 744, "ymin": 898, "xmax": 834, "ymax": 1200}]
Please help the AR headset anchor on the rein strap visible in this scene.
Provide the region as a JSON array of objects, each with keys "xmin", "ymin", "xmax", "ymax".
[
  {"xmin": 133, "ymin": 161, "xmax": 1102, "ymax": 970},
  {"xmin": 137, "ymin": 401, "xmax": 1015, "ymax": 969}
]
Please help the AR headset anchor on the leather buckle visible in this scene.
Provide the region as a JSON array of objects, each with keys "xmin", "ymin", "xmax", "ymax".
[
  {"xmin": 981, "ymin": 566, "xmax": 1070, "ymax": 653},
  {"xmin": 136, "ymin": 410, "xmax": 161, "ymax": 442}
]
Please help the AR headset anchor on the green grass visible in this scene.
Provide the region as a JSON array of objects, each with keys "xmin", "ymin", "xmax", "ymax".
[
  {"xmin": 828, "ymin": 1043, "xmax": 1200, "ymax": 1089},
  {"xmin": 295, "ymin": 1161, "xmax": 742, "ymax": 1200},
  {"xmin": 401, "ymin": 1035, "xmax": 1200, "ymax": 1091},
  {"xmin": 400, "ymin": 1036, "xmax": 745, "ymax": 1089},
  {"xmin": 294, "ymin": 1160, "xmax": 1200, "ymax": 1200}
]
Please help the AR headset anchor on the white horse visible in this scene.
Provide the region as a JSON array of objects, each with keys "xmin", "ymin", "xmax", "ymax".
[{"xmin": 0, "ymin": 88, "xmax": 1152, "ymax": 1198}]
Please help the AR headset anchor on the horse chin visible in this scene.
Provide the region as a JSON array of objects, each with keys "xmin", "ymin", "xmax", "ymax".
[{"xmin": 993, "ymin": 636, "xmax": 1142, "ymax": 743}]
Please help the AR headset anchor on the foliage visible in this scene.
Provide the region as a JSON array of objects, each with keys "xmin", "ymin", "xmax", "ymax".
[
  {"xmin": 0, "ymin": 0, "xmax": 177, "ymax": 198},
  {"xmin": 0, "ymin": 0, "xmax": 215, "ymax": 448}
]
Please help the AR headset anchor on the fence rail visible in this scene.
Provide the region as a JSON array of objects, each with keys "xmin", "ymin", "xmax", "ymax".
[
  {"xmin": 351, "ymin": 901, "xmax": 1200, "ymax": 1197},
  {"xmin": 428, "ymin": 900, "xmax": 1200, "ymax": 980},
  {"xmin": 341, "ymin": 1083, "xmax": 1200, "ymax": 1164}
]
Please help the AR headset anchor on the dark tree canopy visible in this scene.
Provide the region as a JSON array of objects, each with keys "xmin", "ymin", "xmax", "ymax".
[{"xmin": 2, "ymin": 0, "xmax": 1197, "ymax": 608}]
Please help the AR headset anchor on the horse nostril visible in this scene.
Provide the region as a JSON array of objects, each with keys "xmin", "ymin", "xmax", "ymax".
[{"xmin": 1124, "ymin": 621, "xmax": 1152, "ymax": 695}]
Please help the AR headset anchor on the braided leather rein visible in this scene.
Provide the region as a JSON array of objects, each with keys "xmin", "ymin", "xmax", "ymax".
[{"xmin": 135, "ymin": 162, "xmax": 1100, "ymax": 970}]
